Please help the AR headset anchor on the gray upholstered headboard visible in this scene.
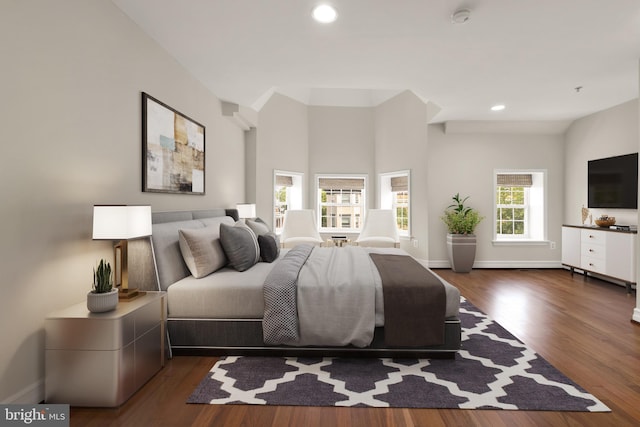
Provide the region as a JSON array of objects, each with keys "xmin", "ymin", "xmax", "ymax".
[
  {"xmin": 129, "ymin": 208, "xmax": 239, "ymax": 292},
  {"xmin": 152, "ymin": 208, "xmax": 238, "ymax": 224}
]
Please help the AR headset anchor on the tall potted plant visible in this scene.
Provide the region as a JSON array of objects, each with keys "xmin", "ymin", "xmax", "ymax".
[
  {"xmin": 87, "ymin": 259, "xmax": 118, "ymax": 313},
  {"xmin": 441, "ymin": 193, "xmax": 484, "ymax": 273}
]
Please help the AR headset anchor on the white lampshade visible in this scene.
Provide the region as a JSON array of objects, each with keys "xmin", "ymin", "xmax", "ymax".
[
  {"xmin": 236, "ymin": 203, "xmax": 256, "ymax": 219},
  {"xmin": 92, "ymin": 205, "xmax": 152, "ymax": 240}
]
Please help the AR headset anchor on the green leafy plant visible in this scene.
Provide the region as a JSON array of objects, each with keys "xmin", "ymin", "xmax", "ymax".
[
  {"xmin": 441, "ymin": 193, "xmax": 484, "ymax": 234},
  {"xmin": 92, "ymin": 259, "xmax": 113, "ymax": 293}
]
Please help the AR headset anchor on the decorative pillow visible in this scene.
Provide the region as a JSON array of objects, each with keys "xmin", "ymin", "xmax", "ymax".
[
  {"xmin": 220, "ymin": 221, "xmax": 260, "ymax": 272},
  {"xmin": 178, "ymin": 226, "xmax": 227, "ymax": 278},
  {"xmin": 246, "ymin": 218, "xmax": 270, "ymax": 236},
  {"xmin": 258, "ymin": 232, "xmax": 280, "ymax": 263}
]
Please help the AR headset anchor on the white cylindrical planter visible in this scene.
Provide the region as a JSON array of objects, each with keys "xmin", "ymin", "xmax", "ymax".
[
  {"xmin": 446, "ymin": 234, "xmax": 477, "ymax": 273},
  {"xmin": 87, "ymin": 288, "xmax": 119, "ymax": 313}
]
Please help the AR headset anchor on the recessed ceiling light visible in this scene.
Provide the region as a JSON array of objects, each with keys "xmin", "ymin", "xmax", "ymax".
[
  {"xmin": 491, "ymin": 104, "xmax": 506, "ymax": 111},
  {"xmin": 312, "ymin": 4, "xmax": 337, "ymax": 23}
]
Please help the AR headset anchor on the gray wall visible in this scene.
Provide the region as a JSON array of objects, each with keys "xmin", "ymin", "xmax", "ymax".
[{"xmin": 1, "ymin": 0, "xmax": 245, "ymax": 403}]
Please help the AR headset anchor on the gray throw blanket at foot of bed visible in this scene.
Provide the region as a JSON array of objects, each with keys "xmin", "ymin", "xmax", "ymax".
[
  {"xmin": 262, "ymin": 244, "xmax": 314, "ymax": 345},
  {"xmin": 263, "ymin": 245, "xmax": 377, "ymax": 347},
  {"xmin": 369, "ymin": 253, "xmax": 446, "ymax": 347}
]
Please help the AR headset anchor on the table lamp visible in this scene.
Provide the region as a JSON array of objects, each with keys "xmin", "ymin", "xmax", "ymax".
[
  {"xmin": 236, "ymin": 203, "xmax": 256, "ymax": 220},
  {"xmin": 92, "ymin": 205, "xmax": 152, "ymax": 299}
]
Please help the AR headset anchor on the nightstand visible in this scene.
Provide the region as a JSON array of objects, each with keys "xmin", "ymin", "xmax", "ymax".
[{"xmin": 45, "ymin": 291, "xmax": 166, "ymax": 407}]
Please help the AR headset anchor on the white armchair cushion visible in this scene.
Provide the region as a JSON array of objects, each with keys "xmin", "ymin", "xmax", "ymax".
[
  {"xmin": 281, "ymin": 210, "xmax": 323, "ymax": 247},
  {"xmin": 356, "ymin": 209, "xmax": 400, "ymax": 247},
  {"xmin": 356, "ymin": 236, "xmax": 398, "ymax": 247}
]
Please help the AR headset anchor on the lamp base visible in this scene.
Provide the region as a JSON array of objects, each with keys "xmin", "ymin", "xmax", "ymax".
[{"xmin": 118, "ymin": 287, "xmax": 145, "ymax": 300}]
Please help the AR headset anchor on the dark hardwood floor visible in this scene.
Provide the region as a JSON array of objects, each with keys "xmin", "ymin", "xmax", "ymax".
[{"xmin": 70, "ymin": 268, "xmax": 640, "ymax": 426}]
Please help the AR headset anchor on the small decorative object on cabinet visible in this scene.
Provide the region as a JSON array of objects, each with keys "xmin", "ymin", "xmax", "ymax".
[
  {"xmin": 581, "ymin": 205, "xmax": 591, "ymax": 225},
  {"xmin": 87, "ymin": 259, "xmax": 118, "ymax": 313},
  {"xmin": 441, "ymin": 193, "xmax": 484, "ymax": 273},
  {"xmin": 594, "ymin": 215, "xmax": 616, "ymax": 228},
  {"xmin": 46, "ymin": 292, "xmax": 166, "ymax": 407}
]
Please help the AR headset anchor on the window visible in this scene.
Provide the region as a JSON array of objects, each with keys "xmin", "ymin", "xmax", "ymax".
[
  {"xmin": 380, "ymin": 170, "xmax": 411, "ymax": 237},
  {"xmin": 274, "ymin": 170, "xmax": 303, "ymax": 234},
  {"xmin": 494, "ymin": 170, "xmax": 546, "ymax": 243},
  {"xmin": 317, "ymin": 175, "xmax": 366, "ymax": 232},
  {"xmin": 496, "ymin": 185, "xmax": 527, "ymax": 236}
]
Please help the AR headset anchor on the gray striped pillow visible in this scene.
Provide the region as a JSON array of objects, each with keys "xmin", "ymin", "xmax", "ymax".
[{"xmin": 220, "ymin": 221, "xmax": 260, "ymax": 272}]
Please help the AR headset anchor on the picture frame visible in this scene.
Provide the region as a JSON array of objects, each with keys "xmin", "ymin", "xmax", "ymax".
[{"xmin": 142, "ymin": 92, "xmax": 205, "ymax": 195}]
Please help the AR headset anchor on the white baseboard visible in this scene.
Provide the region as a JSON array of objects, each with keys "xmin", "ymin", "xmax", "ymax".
[
  {"xmin": 2, "ymin": 379, "xmax": 44, "ymax": 404},
  {"xmin": 427, "ymin": 260, "xmax": 563, "ymax": 269}
]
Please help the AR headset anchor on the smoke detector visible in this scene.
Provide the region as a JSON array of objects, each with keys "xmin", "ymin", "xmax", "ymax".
[{"xmin": 451, "ymin": 8, "xmax": 471, "ymax": 24}]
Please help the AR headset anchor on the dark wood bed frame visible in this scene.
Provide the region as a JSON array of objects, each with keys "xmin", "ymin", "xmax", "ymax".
[{"xmin": 129, "ymin": 209, "xmax": 461, "ymax": 359}]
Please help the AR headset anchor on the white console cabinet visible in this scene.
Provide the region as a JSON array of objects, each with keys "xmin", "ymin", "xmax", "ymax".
[{"xmin": 562, "ymin": 225, "xmax": 637, "ymax": 292}]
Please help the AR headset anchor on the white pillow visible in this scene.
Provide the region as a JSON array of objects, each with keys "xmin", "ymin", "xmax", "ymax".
[{"xmin": 178, "ymin": 226, "xmax": 227, "ymax": 278}]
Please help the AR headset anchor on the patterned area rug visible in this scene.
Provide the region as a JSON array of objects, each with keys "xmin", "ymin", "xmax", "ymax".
[{"xmin": 187, "ymin": 298, "xmax": 610, "ymax": 411}]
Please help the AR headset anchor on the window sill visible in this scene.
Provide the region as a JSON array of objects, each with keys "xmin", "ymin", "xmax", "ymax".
[{"xmin": 492, "ymin": 239, "xmax": 549, "ymax": 246}]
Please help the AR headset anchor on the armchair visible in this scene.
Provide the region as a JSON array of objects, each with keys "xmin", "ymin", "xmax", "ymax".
[
  {"xmin": 280, "ymin": 210, "xmax": 323, "ymax": 248},
  {"xmin": 356, "ymin": 209, "xmax": 400, "ymax": 248}
]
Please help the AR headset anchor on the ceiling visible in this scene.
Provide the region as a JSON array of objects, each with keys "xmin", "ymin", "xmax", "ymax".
[{"xmin": 112, "ymin": 0, "xmax": 640, "ymax": 122}]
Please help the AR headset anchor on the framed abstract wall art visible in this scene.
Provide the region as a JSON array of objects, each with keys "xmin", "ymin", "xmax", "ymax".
[{"xmin": 142, "ymin": 92, "xmax": 205, "ymax": 195}]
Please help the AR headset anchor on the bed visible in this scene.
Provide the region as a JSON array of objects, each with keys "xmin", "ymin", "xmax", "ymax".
[{"xmin": 130, "ymin": 208, "xmax": 461, "ymax": 358}]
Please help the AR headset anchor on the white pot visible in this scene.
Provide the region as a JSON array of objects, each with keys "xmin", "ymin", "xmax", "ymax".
[{"xmin": 87, "ymin": 288, "xmax": 118, "ymax": 313}]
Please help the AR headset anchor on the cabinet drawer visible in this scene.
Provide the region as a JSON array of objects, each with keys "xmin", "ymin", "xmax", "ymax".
[
  {"xmin": 135, "ymin": 297, "xmax": 162, "ymax": 338},
  {"xmin": 581, "ymin": 243, "xmax": 605, "ymax": 260},
  {"xmin": 135, "ymin": 324, "xmax": 163, "ymax": 389},
  {"xmin": 581, "ymin": 229, "xmax": 606, "ymax": 245},
  {"xmin": 46, "ymin": 316, "xmax": 134, "ymax": 351},
  {"xmin": 581, "ymin": 256, "xmax": 606, "ymax": 274}
]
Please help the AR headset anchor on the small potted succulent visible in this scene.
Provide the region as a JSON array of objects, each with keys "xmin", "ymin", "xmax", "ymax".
[{"xmin": 87, "ymin": 259, "xmax": 118, "ymax": 313}]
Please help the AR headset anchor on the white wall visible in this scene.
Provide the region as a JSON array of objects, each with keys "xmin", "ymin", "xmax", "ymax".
[
  {"xmin": 257, "ymin": 91, "xmax": 429, "ymax": 257},
  {"xmin": 0, "ymin": 0, "xmax": 245, "ymax": 403},
  {"xmin": 258, "ymin": 90, "xmax": 568, "ymax": 267},
  {"xmin": 427, "ymin": 125, "xmax": 565, "ymax": 268},
  {"xmin": 308, "ymin": 105, "xmax": 375, "ymax": 193},
  {"xmin": 254, "ymin": 93, "xmax": 309, "ymax": 223},
  {"xmin": 308, "ymin": 105, "xmax": 375, "ymax": 238},
  {"xmin": 565, "ymin": 98, "xmax": 639, "ymax": 320},
  {"xmin": 374, "ymin": 91, "xmax": 429, "ymax": 259},
  {"xmin": 637, "ymin": 64, "xmax": 640, "ymax": 322},
  {"xmin": 564, "ymin": 99, "xmax": 639, "ymax": 226}
]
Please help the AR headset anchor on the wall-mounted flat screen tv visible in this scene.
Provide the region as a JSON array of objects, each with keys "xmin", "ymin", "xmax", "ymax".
[{"xmin": 588, "ymin": 152, "xmax": 638, "ymax": 209}]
